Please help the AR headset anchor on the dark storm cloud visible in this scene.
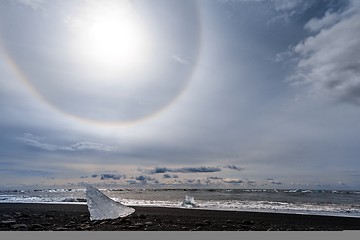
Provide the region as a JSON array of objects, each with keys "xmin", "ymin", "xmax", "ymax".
[
  {"xmin": 163, "ymin": 174, "xmax": 179, "ymax": 178},
  {"xmin": 100, "ymin": 174, "xmax": 126, "ymax": 180},
  {"xmin": 207, "ymin": 176, "xmax": 223, "ymax": 180},
  {"xmin": 135, "ymin": 175, "xmax": 154, "ymax": 181},
  {"xmin": 224, "ymin": 165, "xmax": 245, "ymax": 171},
  {"xmin": 134, "ymin": 175, "xmax": 159, "ymax": 184}
]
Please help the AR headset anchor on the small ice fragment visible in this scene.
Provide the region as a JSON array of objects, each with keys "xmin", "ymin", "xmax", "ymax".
[
  {"xmin": 301, "ymin": 190, "xmax": 312, "ymax": 193},
  {"xmin": 289, "ymin": 189, "xmax": 302, "ymax": 193},
  {"xmin": 86, "ymin": 185, "xmax": 135, "ymax": 220},
  {"xmin": 181, "ymin": 195, "xmax": 198, "ymax": 208}
]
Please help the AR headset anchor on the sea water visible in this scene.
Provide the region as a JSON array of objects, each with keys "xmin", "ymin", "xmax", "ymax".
[{"xmin": 1, "ymin": 188, "xmax": 360, "ymax": 218}]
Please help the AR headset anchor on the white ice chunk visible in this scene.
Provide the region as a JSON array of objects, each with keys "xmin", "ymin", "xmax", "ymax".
[
  {"xmin": 86, "ymin": 185, "xmax": 135, "ymax": 220},
  {"xmin": 289, "ymin": 189, "xmax": 302, "ymax": 193},
  {"xmin": 181, "ymin": 195, "xmax": 198, "ymax": 208}
]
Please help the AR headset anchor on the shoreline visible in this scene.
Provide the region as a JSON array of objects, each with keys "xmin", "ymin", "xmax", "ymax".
[
  {"xmin": 1, "ymin": 201, "xmax": 359, "ymax": 219},
  {"xmin": 1, "ymin": 203, "xmax": 360, "ymax": 231}
]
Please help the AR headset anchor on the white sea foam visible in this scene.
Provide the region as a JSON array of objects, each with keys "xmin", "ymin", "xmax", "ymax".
[
  {"xmin": 1, "ymin": 189, "xmax": 360, "ymax": 218},
  {"xmin": 112, "ymin": 199, "xmax": 360, "ymax": 218}
]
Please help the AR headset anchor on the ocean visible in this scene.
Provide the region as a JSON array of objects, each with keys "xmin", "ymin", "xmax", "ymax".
[{"xmin": 1, "ymin": 188, "xmax": 360, "ymax": 218}]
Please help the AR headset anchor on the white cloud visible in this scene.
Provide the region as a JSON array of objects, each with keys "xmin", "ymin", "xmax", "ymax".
[
  {"xmin": 18, "ymin": 134, "xmax": 118, "ymax": 152},
  {"xmin": 271, "ymin": 0, "xmax": 305, "ymax": 12},
  {"xmin": 69, "ymin": 142, "xmax": 118, "ymax": 151},
  {"xmin": 223, "ymin": 178, "xmax": 243, "ymax": 184},
  {"xmin": 266, "ymin": 178, "xmax": 282, "ymax": 185},
  {"xmin": 23, "ymin": 133, "xmax": 42, "ymax": 141},
  {"xmin": 20, "ymin": 138, "xmax": 72, "ymax": 151},
  {"xmin": 289, "ymin": 1, "xmax": 360, "ymax": 105},
  {"xmin": 304, "ymin": 11, "xmax": 343, "ymax": 32},
  {"xmin": 171, "ymin": 54, "xmax": 190, "ymax": 65},
  {"xmin": 273, "ymin": 50, "xmax": 294, "ymax": 63},
  {"xmin": 268, "ymin": 0, "xmax": 315, "ymax": 24}
]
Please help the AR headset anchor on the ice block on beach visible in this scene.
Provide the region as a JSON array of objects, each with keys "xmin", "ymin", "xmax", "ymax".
[
  {"xmin": 181, "ymin": 195, "xmax": 198, "ymax": 208},
  {"xmin": 86, "ymin": 185, "xmax": 135, "ymax": 220}
]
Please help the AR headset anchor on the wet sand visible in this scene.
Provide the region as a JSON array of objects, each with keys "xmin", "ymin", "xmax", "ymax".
[{"xmin": 1, "ymin": 203, "xmax": 360, "ymax": 231}]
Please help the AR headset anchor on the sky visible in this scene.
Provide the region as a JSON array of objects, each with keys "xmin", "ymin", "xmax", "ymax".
[{"xmin": 1, "ymin": 0, "xmax": 360, "ymax": 190}]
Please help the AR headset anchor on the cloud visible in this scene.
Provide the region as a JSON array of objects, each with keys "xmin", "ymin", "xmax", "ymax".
[
  {"xmin": 271, "ymin": 0, "xmax": 306, "ymax": 12},
  {"xmin": 273, "ymin": 49, "xmax": 294, "ymax": 63},
  {"xmin": 268, "ymin": 0, "xmax": 317, "ymax": 25},
  {"xmin": 221, "ymin": 178, "xmax": 257, "ymax": 186},
  {"xmin": 246, "ymin": 180, "xmax": 257, "ymax": 186},
  {"xmin": 17, "ymin": 0, "xmax": 44, "ymax": 10},
  {"xmin": 171, "ymin": 54, "xmax": 190, "ymax": 65},
  {"xmin": 223, "ymin": 165, "xmax": 244, "ymax": 171},
  {"xmin": 163, "ymin": 174, "xmax": 179, "ymax": 178},
  {"xmin": 304, "ymin": 11, "xmax": 343, "ymax": 32},
  {"xmin": 207, "ymin": 176, "xmax": 223, "ymax": 180},
  {"xmin": 217, "ymin": 0, "xmax": 308, "ymax": 11},
  {"xmin": 126, "ymin": 180, "xmax": 138, "ymax": 185},
  {"xmin": 19, "ymin": 138, "xmax": 73, "ymax": 151},
  {"xmin": 222, "ymin": 178, "xmax": 243, "ymax": 184},
  {"xmin": 140, "ymin": 166, "xmax": 222, "ymax": 174},
  {"xmin": 135, "ymin": 175, "xmax": 154, "ymax": 181},
  {"xmin": 69, "ymin": 142, "xmax": 118, "ymax": 151},
  {"xmin": 18, "ymin": 134, "xmax": 118, "ymax": 152},
  {"xmin": 186, "ymin": 179, "xmax": 196, "ymax": 183},
  {"xmin": 100, "ymin": 174, "xmax": 126, "ymax": 180},
  {"xmin": 266, "ymin": 178, "xmax": 282, "ymax": 185},
  {"xmin": 23, "ymin": 133, "xmax": 42, "ymax": 141},
  {"xmin": 204, "ymin": 176, "xmax": 224, "ymax": 185},
  {"xmin": 134, "ymin": 175, "xmax": 159, "ymax": 184},
  {"xmin": 288, "ymin": 1, "xmax": 360, "ymax": 105}
]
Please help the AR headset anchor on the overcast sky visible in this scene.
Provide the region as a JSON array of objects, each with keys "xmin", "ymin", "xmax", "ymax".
[{"xmin": 1, "ymin": 0, "xmax": 360, "ymax": 190}]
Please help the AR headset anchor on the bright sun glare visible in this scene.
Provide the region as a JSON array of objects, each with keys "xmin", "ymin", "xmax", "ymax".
[{"xmin": 70, "ymin": 1, "xmax": 152, "ymax": 77}]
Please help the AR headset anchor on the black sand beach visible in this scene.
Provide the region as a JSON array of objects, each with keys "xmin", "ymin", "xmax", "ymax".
[{"xmin": 1, "ymin": 203, "xmax": 360, "ymax": 231}]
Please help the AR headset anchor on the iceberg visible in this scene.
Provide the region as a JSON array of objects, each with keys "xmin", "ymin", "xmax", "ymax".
[
  {"xmin": 86, "ymin": 185, "xmax": 135, "ymax": 220},
  {"xmin": 181, "ymin": 195, "xmax": 198, "ymax": 208}
]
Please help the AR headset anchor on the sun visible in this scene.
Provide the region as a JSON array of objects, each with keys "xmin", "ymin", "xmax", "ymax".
[{"xmin": 69, "ymin": 0, "xmax": 152, "ymax": 77}]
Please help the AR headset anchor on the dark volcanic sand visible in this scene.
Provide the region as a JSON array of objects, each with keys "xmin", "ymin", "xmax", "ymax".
[{"xmin": 1, "ymin": 203, "xmax": 360, "ymax": 231}]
